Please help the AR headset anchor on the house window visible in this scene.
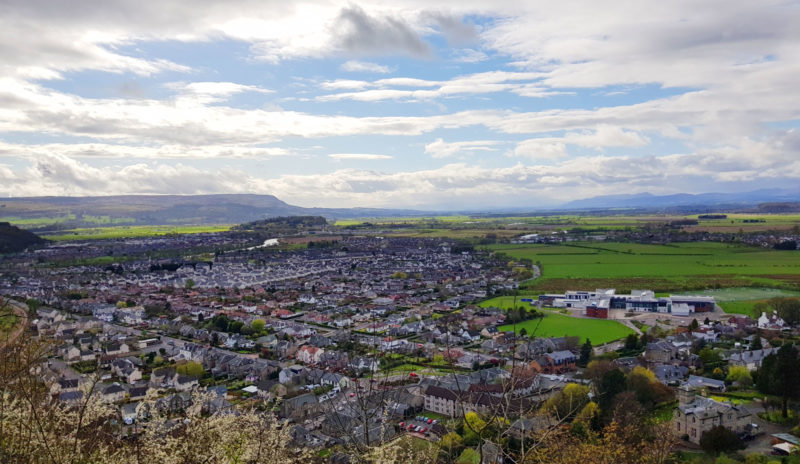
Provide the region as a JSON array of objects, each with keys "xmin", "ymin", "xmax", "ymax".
[
  {"xmin": 677, "ymin": 423, "xmax": 681, "ymax": 431},
  {"xmin": 692, "ymin": 417, "xmax": 696, "ymax": 423}
]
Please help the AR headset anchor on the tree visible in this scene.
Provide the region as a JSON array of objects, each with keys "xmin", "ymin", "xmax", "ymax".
[
  {"xmin": 185, "ymin": 278, "xmax": 195, "ymax": 289},
  {"xmin": 438, "ymin": 432, "xmax": 464, "ymax": 460},
  {"xmin": 251, "ymin": 318, "xmax": 266, "ymax": 332},
  {"xmin": 598, "ymin": 369, "xmax": 627, "ymax": 416},
  {"xmin": 750, "ymin": 332, "xmax": 763, "ymax": 350},
  {"xmin": 726, "ymin": 366, "xmax": 753, "ymax": 388},
  {"xmin": 543, "ymin": 383, "xmax": 590, "ymax": 420},
  {"xmin": 699, "ymin": 425, "xmax": 745, "ymax": 455},
  {"xmin": 519, "ymin": 327, "xmax": 527, "ymax": 337},
  {"xmin": 769, "ymin": 297, "xmax": 800, "ymax": 326},
  {"xmin": 624, "ymin": 334, "xmax": 639, "ymax": 351},
  {"xmin": 176, "ymin": 361, "xmax": 205, "ymax": 377},
  {"xmin": 579, "ymin": 339, "xmax": 592, "ymax": 367},
  {"xmin": 688, "ymin": 318, "xmax": 699, "ymax": 331},
  {"xmin": 758, "ymin": 344, "xmax": 800, "ymax": 418}
]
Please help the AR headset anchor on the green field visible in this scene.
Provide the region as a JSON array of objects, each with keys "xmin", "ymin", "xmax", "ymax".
[
  {"xmin": 41, "ymin": 224, "xmax": 232, "ymax": 241},
  {"xmin": 477, "ymin": 296, "xmax": 541, "ymax": 310},
  {"xmin": 492, "ymin": 310, "xmax": 635, "ymax": 345},
  {"xmin": 486, "ymin": 242, "xmax": 800, "ymax": 293},
  {"xmin": 334, "ymin": 213, "xmax": 800, "ymax": 234}
]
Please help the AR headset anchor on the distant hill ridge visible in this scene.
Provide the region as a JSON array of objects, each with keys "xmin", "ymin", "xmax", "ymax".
[
  {"xmin": 0, "ymin": 194, "xmax": 427, "ymax": 229},
  {"xmin": 562, "ymin": 189, "xmax": 800, "ymax": 210}
]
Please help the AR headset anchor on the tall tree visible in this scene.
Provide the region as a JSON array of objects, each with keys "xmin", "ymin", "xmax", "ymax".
[
  {"xmin": 750, "ymin": 332, "xmax": 763, "ymax": 350},
  {"xmin": 758, "ymin": 344, "xmax": 800, "ymax": 418},
  {"xmin": 579, "ymin": 339, "xmax": 593, "ymax": 367}
]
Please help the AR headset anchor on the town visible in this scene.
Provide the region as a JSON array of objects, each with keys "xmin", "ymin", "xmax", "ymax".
[{"xmin": 2, "ymin": 222, "xmax": 800, "ymax": 464}]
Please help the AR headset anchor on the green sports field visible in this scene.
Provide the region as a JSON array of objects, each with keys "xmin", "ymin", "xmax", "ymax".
[
  {"xmin": 479, "ymin": 296, "xmax": 635, "ymax": 344},
  {"xmin": 495, "ymin": 311, "xmax": 634, "ymax": 345}
]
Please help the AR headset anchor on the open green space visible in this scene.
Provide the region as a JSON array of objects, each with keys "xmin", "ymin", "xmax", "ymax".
[
  {"xmin": 477, "ymin": 296, "xmax": 540, "ymax": 310},
  {"xmin": 335, "ymin": 213, "xmax": 800, "ymax": 234},
  {"xmin": 480, "ymin": 295, "xmax": 638, "ymax": 343},
  {"xmin": 698, "ymin": 287, "xmax": 800, "ymax": 301},
  {"xmin": 41, "ymin": 224, "xmax": 232, "ymax": 241},
  {"xmin": 497, "ymin": 311, "xmax": 635, "ymax": 345},
  {"xmin": 486, "ymin": 242, "xmax": 800, "ymax": 293},
  {"xmin": 0, "ymin": 313, "xmax": 19, "ymax": 335}
]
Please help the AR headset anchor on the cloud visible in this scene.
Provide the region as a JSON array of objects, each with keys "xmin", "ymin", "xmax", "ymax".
[
  {"xmin": 564, "ymin": 125, "xmax": 650, "ymax": 148},
  {"xmin": 0, "ymin": 141, "xmax": 290, "ymax": 160},
  {"xmin": 328, "ymin": 153, "xmax": 392, "ymax": 160},
  {"xmin": 3, "ymin": 138, "xmax": 800, "ymax": 207},
  {"xmin": 317, "ymin": 70, "xmax": 548, "ymax": 102},
  {"xmin": 512, "ymin": 138, "xmax": 569, "ymax": 160},
  {"xmin": 1, "ymin": 0, "xmax": 800, "ymax": 207},
  {"xmin": 452, "ymin": 48, "xmax": 489, "ymax": 63},
  {"xmin": 340, "ymin": 60, "xmax": 392, "ymax": 73},
  {"xmin": 424, "ymin": 138, "xmax": 501, "ymax": 158},
  {"xmin": 0, "ymin": 154, "xmax": 268, "ymax": 197},
  {"xmin": 331, "ymin": 5, "xmax": 432, "ymax": 58},
  {"xmin": 425, "ymin": 12, "xmax": 479, "ymax": 45},
  {"xmin": 165, "ymin": 81, "xmax": 273, "ymax": 104}
]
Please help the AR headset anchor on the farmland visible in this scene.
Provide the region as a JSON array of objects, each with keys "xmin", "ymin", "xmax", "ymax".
[
  {"xmin": 704, "ymin": 287, "xmax": 800, "ymax": 317},
  {"xmin": 485, "ymin": 241, "xmax": 800, "ymax": 293},
  {"xmin": 335, "ymin": 212, "xmax": 800, "ymax": 234},
  {"xmin": 40, "ymin": 224, "xmax": 232, "ymax": 241}
]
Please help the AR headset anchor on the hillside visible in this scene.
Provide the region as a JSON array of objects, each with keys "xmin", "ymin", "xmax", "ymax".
[
  {"xmin": 0, "ymin": 222, "xmax": 47, "ymax": 253},
  {"xmin": 0, "ymin": 194, "xmax": 426, "ymax": 231}
]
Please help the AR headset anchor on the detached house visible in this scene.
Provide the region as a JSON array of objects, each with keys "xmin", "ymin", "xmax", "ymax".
[{"xmin": 673, "ymin": 393, "xmax": 753, "ymax": 444}]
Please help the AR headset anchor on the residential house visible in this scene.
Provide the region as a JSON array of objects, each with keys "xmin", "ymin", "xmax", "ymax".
[
  {"xmin": 101, "ymin": 383, "xmax": 127, "ymax": 403},
  {"xmin": 174, "ymin": 374, "xmax": 199, "ymax": 392},
  {"xmin": 758, "ymin": 311, "xmax": 787, "ymax": 330},
  {"xmin": 645, "ymin": 341, "xmax": 677, "ymax": 363},
  {"xmin": 728, "ymin": 348, "xmax": 778, "ymax": 371},
  {"xmin": 280, "ymin": 393, "xmax": 319, "ymax": 421},
  {"xmin": 673, "ymin": 395, "xmax": 753, "ymax": 444}
]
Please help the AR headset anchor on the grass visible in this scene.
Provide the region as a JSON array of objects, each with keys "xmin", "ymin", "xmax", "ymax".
[
  {"xmin": 704, "ymin": 288, "xmax": 800, "ymax": 317},
  {"xmin": 496, "ymin": 312, "xmax": 635, "ymax": 345},
  {"xmin": 478, "ymin": 296, "xmax": 635, "ymax": 344},
  {"xmin": 709, "ymin": 395, "xmax": 751, "ymax": 405},
  {"xmin": 651, "ymin": 401, "xmax": 678, "ymax": 423},
  {"xmin": 0, "ymin": 314, "xmax": 19, "ymax": 335},
  {"xmin": 41, "ymin": 224, "xmax": 232, "ymax": 241},
  {"xmin": 485, "ymin": 242, "xmax": 800, "ymax": 293},
  {"xmin": 457, "ymin": 448, "xmax": 480, "ymax": 464},
  {"xmin": 477, "ymin": 296, "xmax": 541, "ymax": 310}
]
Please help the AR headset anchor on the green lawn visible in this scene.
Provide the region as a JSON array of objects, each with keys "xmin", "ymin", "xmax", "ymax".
[
  {"xmin": 497, "ymin": 312, "xmax": 634, "ymax": 345},
  {"xmin": 479, "ymin": 295, "xmax": 635, "ymax": 344}
]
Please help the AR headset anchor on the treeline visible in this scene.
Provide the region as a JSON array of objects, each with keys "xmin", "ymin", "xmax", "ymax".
[{"xmin": 233, "ymin": 216, "xmax": 328, "ymax": 234}]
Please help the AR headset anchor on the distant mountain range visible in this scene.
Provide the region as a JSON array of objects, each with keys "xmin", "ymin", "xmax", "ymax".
[
  {"xmin": 0, "ymin": 194, "xmax": 428, "ymax": 230},
  {"xmin": 561, "ymin": 189, "xmax": 800, "ymax": 210},
  {"xmin": 2, "ymin": 190, "xmax": 800, "ymax": 232}
]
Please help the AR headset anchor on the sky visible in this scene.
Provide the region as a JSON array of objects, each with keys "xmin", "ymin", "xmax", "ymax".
[{"xmin": 1, "ymin": 0, "xmax": 799, "ymax": 209}]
